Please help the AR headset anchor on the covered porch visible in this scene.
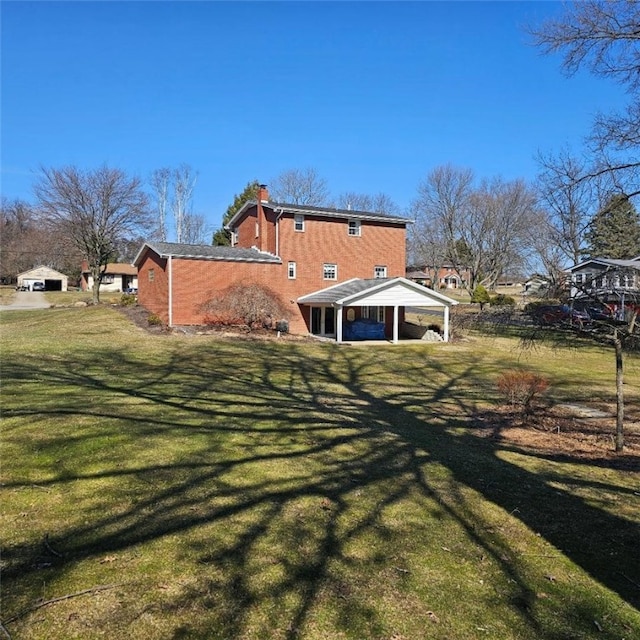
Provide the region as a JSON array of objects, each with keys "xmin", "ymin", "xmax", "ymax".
[{"xmin": 298, "ymin": 277, "xmax": 458, "ymax": 344}]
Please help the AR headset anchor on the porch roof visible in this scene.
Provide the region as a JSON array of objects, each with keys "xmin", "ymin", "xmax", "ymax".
[{"xmin": 297, "ymin": 277, "xmax": 459, "ymax": 307}]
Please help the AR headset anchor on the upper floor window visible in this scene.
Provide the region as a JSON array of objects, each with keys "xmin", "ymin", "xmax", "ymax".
[
  {"xmin": 148, "ymin": 269, "xmax": 155, "ymax": 282},
  {"xmin": 323, "ymin": 263, "xmax": 337, "ymax": 280},
  {"xmin": 288, "ymin": 261, "xmax": 297, "ymax": 279},
  {"xmin": 294, "ymin": 214, "xmax": 305, "ymax": 232},
  {"xmin": 230, "ymin": 229, "xmax": 238, "ymax": 246},
  {"xmin": 348, "ymin": 220, "xmax": 361, "ymax": 236},
  {"xmin": 374, "ymin": 265, "xmax": 387, "ymax": 279}
]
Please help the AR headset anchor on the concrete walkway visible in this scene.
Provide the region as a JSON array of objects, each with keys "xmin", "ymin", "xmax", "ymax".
[{"xmin": 0, "ymin": 291, "xmax": 51, "ymax": 311}]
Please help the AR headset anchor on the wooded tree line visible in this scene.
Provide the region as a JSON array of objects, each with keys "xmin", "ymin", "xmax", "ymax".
[{"xmin": 3, "ymin": 2, "xmax": 640, "ymax": 302}]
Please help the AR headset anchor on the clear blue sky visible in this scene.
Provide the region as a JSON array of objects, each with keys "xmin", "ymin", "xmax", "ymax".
[{"xmin": 1, "ymin": 1, "xmax": 629, "ymax": 235}]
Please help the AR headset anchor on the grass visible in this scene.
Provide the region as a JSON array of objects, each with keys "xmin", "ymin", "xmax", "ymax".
[{"xmin": 1, "ymin": 306, "xmax": 639, "ymax": 640}]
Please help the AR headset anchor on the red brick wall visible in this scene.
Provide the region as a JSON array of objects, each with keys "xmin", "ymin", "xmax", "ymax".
[
  {"xmin": 139, "ymin": 208, "xmax": 407, "ymax": 333},
  {"xmin": 137, "ymin": 248, "xmax": 169, "ymax": 322}
]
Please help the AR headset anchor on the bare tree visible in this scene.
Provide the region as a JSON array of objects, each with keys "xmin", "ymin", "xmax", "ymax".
[
  {"xmin": 527, "ymin": 265, "xmax": 640, "ymax": 452},
  {"xmin": 149, "ymin": 167, "xmax": 171, "ymax": 241},
  {"xmin": 535, "ymin": 150, "xmax": 600, "ymax": 265},
  {"xmin": 530, "ymin": 0, "xmax": 640, "ymax": 197},
  {"xmin": 269, "ymin": 168, "xmax": 329, "ymax": 205},
  {"xmin": 182, "ymin": 212, "xmax": 209, "ymax": 245},
  {"xmin": 34, "ymin": 165, "xmax": 150, "ymax": 303},
  {"xmin": 413, "ymin": 166, "xmax": 536, "ymax": 292},
  {"xmin": 172, "ymin": 164, "xmax": 197, "ymax": 243},
  {"xmin": 335, "ymin": 192, "xmax": 400, "ymax": 214}
]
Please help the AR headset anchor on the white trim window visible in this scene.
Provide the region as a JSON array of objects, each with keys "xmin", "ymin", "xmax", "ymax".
[
  {"xmin": 323, "ymin": 263, "xmax": 337, "ymax": 280},
  {"xmin": 348, "ymin": 219, "xmax": 361, "ymax": 236},
  {"xmin": 294, "ymin": 214, "xmax": 305, "ymax": 232},
  {"xmin": 374, "ymin": 265, "xmax": 387, "ymax": 278},
  {"xmin": 288, "ymin": 261, "xmax": 297, "ymax": 279}
]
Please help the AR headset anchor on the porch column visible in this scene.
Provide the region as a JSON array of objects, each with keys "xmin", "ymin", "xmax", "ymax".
[
  {"xmin": 393, "ymin": 305, "xmax": 399, "ymax": 344},
  {"xmin": 443, "ymin": 305, "xmax": 450, "ymax": 342},
  {"xmin": 336, "ymin": 304, "xmax": 343, "ymax": 343}
]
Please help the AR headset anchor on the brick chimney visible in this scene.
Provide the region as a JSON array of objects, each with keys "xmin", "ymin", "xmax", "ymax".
[{"xmin": 256, "ymin": 184, "xmax": 269, "ymax": 251}]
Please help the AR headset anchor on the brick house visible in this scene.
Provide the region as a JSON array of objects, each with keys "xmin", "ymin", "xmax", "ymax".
[{"xmin": 134, "ymin": 185, "xmax": 458, "ymax": 341}]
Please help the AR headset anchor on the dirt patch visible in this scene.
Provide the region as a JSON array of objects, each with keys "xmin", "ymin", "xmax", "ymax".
[{"xmin": 476, "ymin": 404, "xmax": 640, "ymax": 469}]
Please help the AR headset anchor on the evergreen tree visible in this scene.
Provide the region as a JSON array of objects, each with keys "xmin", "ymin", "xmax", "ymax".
[
  {"xmin": 584, "ymin": 194, "xmax": 640, "ymax": 259},
  {"xmin": 470, "ymin": 284, "xmax": 490, "ymax": 310},
  {"xmin": 212, "ymin": 180, "xmax": 259, "ymax": 246}
]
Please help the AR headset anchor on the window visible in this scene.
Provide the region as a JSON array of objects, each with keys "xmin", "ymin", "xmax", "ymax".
[
  {"xmin": 574, "ymin": 273, "xmax": 583, "ymax": 285},
  {"xmin": 148, "ymin": 269, "xmax": 155, "ymax": 282},
  {"xmin": 348, "ymin": 219, "xmax": 361, "ymax": 236},
  {"xmin": 230, "ymin": 229, "xmax": 237, "ymax": 246},
  {"xmin": 374, "ymin": 265, "xmax": 387, "ymax": 278},
  {"xmin": 101, "ymin": 275, "xmax": 114, "ymax": 284},
  {"xmin": 323, "ymin": 263, "xmax": 337, "ymax": 280},
  {"xmin": 362, "ymin": 306, "xmax": 385, "ymax": 322},
  {"xmin": 294, "ymin": 214, "xmax": 305, "ymax": 232},
  {"xmin": 288, "ymin": 261, "xmax": 296, "ymax": 279}
]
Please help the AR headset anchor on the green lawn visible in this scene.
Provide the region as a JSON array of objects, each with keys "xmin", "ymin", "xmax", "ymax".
[{"xmin": 1, "ymin": 306, "xmax": 639, "ymax": 640}]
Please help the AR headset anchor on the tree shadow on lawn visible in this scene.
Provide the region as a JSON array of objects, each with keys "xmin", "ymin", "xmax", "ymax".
[{"xmin": 1, "ymin": 341, "xmax": 639, "ymax": 639}]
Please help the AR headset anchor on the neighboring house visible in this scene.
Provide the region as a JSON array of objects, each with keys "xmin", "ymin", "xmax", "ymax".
[
  {"xmin": 81, "ymin": 262, "xmax": 138, "ymax": 292},
  {"xmin": 134, "ymin": 185, "xmax": 458, "ymax": 342},
  {"xmin": 566, "ymin": 256, "xmax": 640, "ymax": 314},
  {"xmin": 16, "ymin": 266, "xmax": 68, "ymax": 291},
  {"xmin": 407, "ymin": 264, "xmax": 471, "ymax": 289}
]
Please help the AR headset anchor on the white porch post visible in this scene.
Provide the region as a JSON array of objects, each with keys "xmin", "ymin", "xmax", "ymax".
[
  {"xmin": 443, "ymin": 305, "xmax": 450, "ymax": 342},
  {"xmin": 393, "ymin": 305, "xmax": 399, "ymax": 344},
  {"xmin": 336, "ymin": 304, "xmax": 343, "ymax": 343}
]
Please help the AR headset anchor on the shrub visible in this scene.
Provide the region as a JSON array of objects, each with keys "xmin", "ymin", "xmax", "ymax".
[
  {"xmin": 202, "ymin": 283, "xmax": 291, "ymax": 330},
  {"xmin": 490, "ymin": 293, "xmax": 516, "ymax": 306},
  {"xmin": 497, "ymin": 369, "xmax": 549, "ymax": 413},
  {"xmin": 120, "ymin": 293, "xmax": 137, "ymax": 307},
  {"xmin": 147, "ymin": 313, "xmax": 163, "ymax": 326}
]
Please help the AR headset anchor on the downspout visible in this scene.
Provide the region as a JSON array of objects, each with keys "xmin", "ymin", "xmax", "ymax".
[
  {"xmin": 275, "ymin": 207, "xmax": 285, "ymax": 257},
  {"xmin": 168, "ymin": 255, "xmax": 173, "ymax": 327}
]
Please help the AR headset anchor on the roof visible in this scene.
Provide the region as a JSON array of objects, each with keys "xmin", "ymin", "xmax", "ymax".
[
  {"xmin": 298, "ymin": 277, "xmax": 459, "ymax": 307},
  {"xmin": 566, "ymin": 256, "xmax": 640, "ymax": 272},
  {"xmin": 17, "ymin": 265, "xmax": 68, "ymax": 279},
  {"xmin": 133, "ymin": 241, "xmax": 282, "ymax": 266},
  {"xmin": 406, "ymin": 270, "xmax": 430, "ymax": 279},
  {"xmin": 80, "ymin": 262, "xmax": 137, "ymax": 275},
  {"xmin": 226, "ymin": 200, "xmax": 412, "ymax": 229}
]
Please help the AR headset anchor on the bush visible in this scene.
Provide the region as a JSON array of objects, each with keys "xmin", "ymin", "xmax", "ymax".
[
  {"xmin": 120, "ymin": 293, "xmax": 137, "ymax": 307},
  {"xmin": 147, "ymin": 313, "xmax": 163, "ymax": 326},
  {"xmin": 497, "ymin": 369, "xmax": 549, "ymax": 413},
  {"xmin": 490, "ymin": 294, "xmax": 516, "ymax": 306},
  {"xmin": 202, "ymin": 283, "xmax": 291, "ymax": 330}
]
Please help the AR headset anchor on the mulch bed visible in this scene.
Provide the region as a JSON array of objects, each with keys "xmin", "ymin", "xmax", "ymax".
[{"xmin": 476, "ymin": 404, "xmax": 640, "ymax": 469}]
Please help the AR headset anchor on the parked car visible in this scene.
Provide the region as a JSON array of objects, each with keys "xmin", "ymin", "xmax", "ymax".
[
  {"xmin": 32, "ymin": 282, "xmax": 45, "ymax": 291},
  {"xmin": 532, "ymin": 304, "xmax": 591, "ymax": 328}
]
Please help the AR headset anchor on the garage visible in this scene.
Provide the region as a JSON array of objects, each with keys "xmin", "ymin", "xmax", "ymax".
[{"xmin": 16, "ymin": 266, "xmax": 68, "ymax": 292}]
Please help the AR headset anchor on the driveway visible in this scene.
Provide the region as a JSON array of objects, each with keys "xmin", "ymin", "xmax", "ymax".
[{"xmin": 0, "ymin": 291, "xmax": 51, "ymax": 311}]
